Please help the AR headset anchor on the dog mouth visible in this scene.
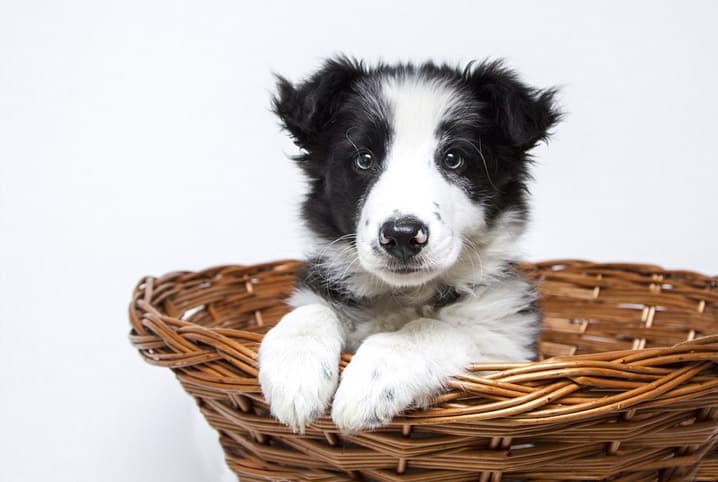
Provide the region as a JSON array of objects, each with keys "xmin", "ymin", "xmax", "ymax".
[
  {"xmin": 359, "ymin": 234, "xmax": 461, "ymax": 286},
  {"xmin": 383, "ymin": 261, "xmax": 431, "ymax": 274},
  {"xmin": 369, "ymin": 259, "xmax": 442, "ymax": 287}
]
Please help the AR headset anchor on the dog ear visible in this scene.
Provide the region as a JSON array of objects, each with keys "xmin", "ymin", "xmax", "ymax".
[
  {"xmin": 272, "ymin": 56, "xmax": 364, "ymax": 152},
  {"xmin": 466, "ymin": 60, "xmax": 561, "ymax": 151}
]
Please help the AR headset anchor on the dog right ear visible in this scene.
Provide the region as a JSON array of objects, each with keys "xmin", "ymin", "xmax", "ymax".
[{"xmin": 272, "ymin": 57, "xmax": 364, "ymax": 152}]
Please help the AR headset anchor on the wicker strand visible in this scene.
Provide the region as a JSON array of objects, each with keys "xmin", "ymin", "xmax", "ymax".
[{"xmin": 129, "ymin": 260, "xmax": 718, "ymax": 481}]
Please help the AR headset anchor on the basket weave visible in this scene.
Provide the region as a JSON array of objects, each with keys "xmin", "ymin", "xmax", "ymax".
[{"xmin": 129, "ymin": 260, "xmax": 718, "ymax": 481}]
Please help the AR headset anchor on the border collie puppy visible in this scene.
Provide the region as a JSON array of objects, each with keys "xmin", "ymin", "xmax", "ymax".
[{"xmin": 258, "ymin": 57, "xmax": 559, "ymax": 433}]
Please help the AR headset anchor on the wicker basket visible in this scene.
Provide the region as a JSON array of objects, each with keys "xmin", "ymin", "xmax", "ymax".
[{"xmin": 129, "ymin": 260, "xmax": 718, "ymax": 481}]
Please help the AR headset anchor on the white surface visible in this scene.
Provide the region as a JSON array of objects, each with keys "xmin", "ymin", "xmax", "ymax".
[{"xmin": 1, "ymin": 1, "xmax": 717, "ymax": 481}]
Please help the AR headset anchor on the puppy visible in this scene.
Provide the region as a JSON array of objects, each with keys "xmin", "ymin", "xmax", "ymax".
[{"xmin": 258, "ymin": 57, "xmax": 559, "ymax": 433}]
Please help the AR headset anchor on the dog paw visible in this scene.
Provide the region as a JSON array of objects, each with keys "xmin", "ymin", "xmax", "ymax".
[
  {"xmin": 258, "ymin": 304, "xmax": 343, "ymax": 433},
  {"xmin": 331, "ymin": 333, "xmax": 438, "ymax": 432}
]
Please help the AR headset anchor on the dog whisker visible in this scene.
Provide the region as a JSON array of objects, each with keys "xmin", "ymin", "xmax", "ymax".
[{"xmin": 460, "ymin": 236, "xmax": 484, "ymax": 289}]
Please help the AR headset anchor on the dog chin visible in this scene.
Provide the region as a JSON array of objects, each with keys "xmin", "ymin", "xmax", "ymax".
[
  {"xmin": 358, "ymin": 256, "xmax": 445, "ymax": 287},
  {"xmin": 372, "ymin": 267, "xmax": 439, "ymax": 287}
]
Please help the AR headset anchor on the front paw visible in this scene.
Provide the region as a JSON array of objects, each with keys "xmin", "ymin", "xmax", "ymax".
[
  {"xmin": 258, "ymin": 305, "xmax": 342, "ymax": 433},
  {"xmin": 331, "ymin": 335, "xmax": 438, "ymax": 433}
]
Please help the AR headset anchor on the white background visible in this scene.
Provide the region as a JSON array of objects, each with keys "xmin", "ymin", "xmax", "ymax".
[{"xmin": 2, "ymin": 1, "xmax": 717, "ymax": 481}]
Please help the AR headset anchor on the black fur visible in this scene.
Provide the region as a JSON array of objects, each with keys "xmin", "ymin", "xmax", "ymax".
[
  {"xmin": 296, "ymin": 258, "xmax": 360, "ymax": 307},
  {"xmin": 273, "ymin": 57, "xmax": 559, "ymax": 305},
  {"xmin": 272, "ymin": 57, "xmax": 560, "ymax": 241}
]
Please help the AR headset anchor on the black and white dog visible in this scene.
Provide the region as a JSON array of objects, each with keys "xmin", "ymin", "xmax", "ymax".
[{"xmin": 258, "ymin": 57, "xmax": 560, "ymax": 433}]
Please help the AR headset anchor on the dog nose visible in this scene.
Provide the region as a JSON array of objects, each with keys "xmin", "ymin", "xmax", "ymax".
[{"xmin": 379, "ymin": 217, "xmax": 429, "ymax": 259}]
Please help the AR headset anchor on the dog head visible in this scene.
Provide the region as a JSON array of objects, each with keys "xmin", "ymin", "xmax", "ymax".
[{"xmin": 273, "ymin": 57, "xmax": 559, "ymax": 288}]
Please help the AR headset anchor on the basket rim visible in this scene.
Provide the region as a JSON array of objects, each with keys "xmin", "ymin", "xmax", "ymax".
[{"xmin": 129, "ymin": 259, "xmax": 718, "ymax": 426}]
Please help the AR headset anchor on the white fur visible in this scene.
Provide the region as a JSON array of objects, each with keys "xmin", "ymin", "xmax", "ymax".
[
  {"xmin": 357, "ymin": 77, "xmax": 482, "ymax": 287},
  {"xmin": 332, "ymin": 277, "xmax": 538, "ymax": 431},
  {"xmin": 259, "ymin": 76, "xmax": 538, "ymax": 433},
  {"xmin": 258, "ymin": 304, "xmax": 344, "ymax": 433},
  {"xmin": 261, "ymin": 213, "xmax": 538, "ymax": 432}
]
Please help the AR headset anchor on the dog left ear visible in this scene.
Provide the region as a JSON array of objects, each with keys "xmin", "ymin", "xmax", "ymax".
[
  {"xmin": 272, "ymin": 56, "xmax": 365, "ymax": 153},
  {"xmin": 467, "ymin": 60, "xmax": 561, "ymax": 151}
]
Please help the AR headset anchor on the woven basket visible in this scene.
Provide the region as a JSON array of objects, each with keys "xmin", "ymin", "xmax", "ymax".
[{"xmin": 129, "ymin": 260, "xmax": 718, "ymax": 481}]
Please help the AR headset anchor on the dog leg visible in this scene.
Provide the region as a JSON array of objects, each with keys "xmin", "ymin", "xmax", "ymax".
[
  {"xmin": 331, "ymin": 317, "xmax": 478, "ymax": 432},
  {"xmin": 258, "ymin": 304, "xmax": 344, "ymax": 433}
]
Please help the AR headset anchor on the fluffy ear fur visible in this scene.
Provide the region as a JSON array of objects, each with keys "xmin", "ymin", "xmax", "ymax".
[
  {"xmin": 466, "ymin": 60, "xmax": 561, "ymax": 151},
  {"xmin": 272, "ymin": 56, "xmax": 364, "ymax": 152}
]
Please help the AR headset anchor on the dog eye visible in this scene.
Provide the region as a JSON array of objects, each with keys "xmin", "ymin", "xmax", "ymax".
[
  {"xmin": 443, "ymin": 151, "xmax": 464, "ymax": 170},
  {"xmin": 355, "ymin": 152, "xmax": 375, "ymax": 170}
]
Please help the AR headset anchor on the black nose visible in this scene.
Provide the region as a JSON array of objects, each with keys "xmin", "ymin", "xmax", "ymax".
[{"xmin": 379, "ymin": 217, "xmax": 429, "ymax": 260}]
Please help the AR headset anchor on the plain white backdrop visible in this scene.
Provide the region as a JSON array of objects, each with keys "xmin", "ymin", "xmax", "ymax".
[{"xmin": 2, "ymin": 1, "xmax": 717, "ymax": 481}]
